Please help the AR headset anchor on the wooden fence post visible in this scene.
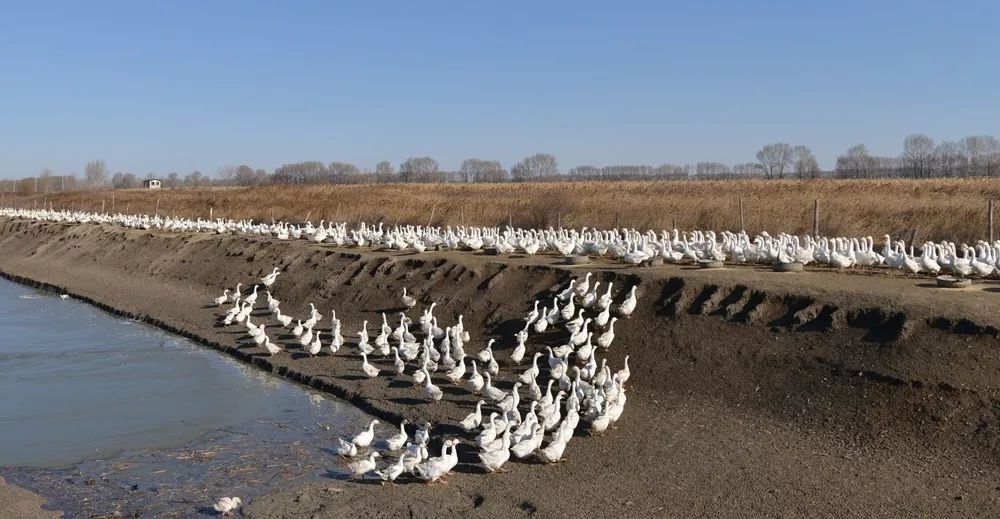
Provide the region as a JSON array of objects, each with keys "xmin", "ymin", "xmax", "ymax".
[
  {"xmin": 813, "ymin": 199, "xmax": 820, "ymax": 236},
  {"xmin": 210, "ymin": 207, "xmax": 213, "ymax": 220},
  {"xmin": 155, "ymin": 197, "xmax": 160, "ymax": 217},
  {"xmin": 738, "ymin": 197, "xmax": 745, "ymax": 232},
  {"xmin": 101, "ymin": 200, "xmax": 105, "ymax": 214},
  {"xmin": 614, "ymin": 212, "xmax": 620, "ymax": 229},
  {"xmin": 990, "ymin": 198, "xmax": 995, "ymax": 242},
  {"xmin": 427, "ymin": 204, "xmax": 437, "ymax": 228}
]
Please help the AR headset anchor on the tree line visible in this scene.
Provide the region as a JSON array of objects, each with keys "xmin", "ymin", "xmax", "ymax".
[
  {"xmin": 834, "ymin": 135, "xmax": 1000, "ymax": 178},
  {"xmin": 3, "ymin": 134, "xmax": 999, "ymax": 194}
]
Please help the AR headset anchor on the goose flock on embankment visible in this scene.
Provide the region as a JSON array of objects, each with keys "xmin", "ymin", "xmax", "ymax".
[
  {"xmin": 3, "ymin": 207, "xmax": 1000, "ymax": 277},
  {"xmin": 217, "ymin": 267, "xmax": 635, "ymax": 483}
]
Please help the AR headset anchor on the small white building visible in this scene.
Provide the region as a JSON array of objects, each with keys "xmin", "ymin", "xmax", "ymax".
[{"xmin": 143, "ymin": 179, "xmax": 161, "ymax": 189}]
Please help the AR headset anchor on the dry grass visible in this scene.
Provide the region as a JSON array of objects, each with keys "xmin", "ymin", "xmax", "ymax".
[{"xmin": 6, "ymin": 178, "xmax": 1000, "ymax": 243}]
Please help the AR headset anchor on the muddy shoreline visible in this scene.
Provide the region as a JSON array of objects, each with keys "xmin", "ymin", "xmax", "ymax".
[{"xmin": 3, "ymin": 217, "xmax": 1000, "ymax": 518}]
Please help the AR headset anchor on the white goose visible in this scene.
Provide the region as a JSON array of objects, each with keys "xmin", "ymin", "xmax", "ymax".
[
  {"xmin": 459, "ymin": 400, "xmax": 484, "ymax": 431},
  {"xmin": 478, "ymin": 423, "xmax": 513, "ymax": 473},
  {"xmin": 401, "ymin": 287, "xmax": 416, "ymax": 309},
  {"xmin": 466, "ymin": 360, "xmax": 485, "ymax": 393},
  {"xmin": 212, "ymin": 290, "xmax": 230, "ymax": 307},
  {"xmin": 263, "ymin": 336, "xmax": 282, "ymax": 356},
  {"xmin": 445, "ymin": 357, "xmax": 467, "ymax": 383},
  {"xmin": 360, "ymin": 353, "xmax": 380, "ymax": 378},
  {"xmin": 596, "ymin": 318, "xmax": 617, "ymax": 348},
  {"xmin": 376, "ymin": 454, "xmax": 407, "ymax": 485},
  {"xmin": 213, "ymin": 497, "xmax": 242, "ymax": 517},
  {"xmin": 347, "ymin": 451, "xmax": 380, "ymax": 480},
  {"xmin": 335, "ymin": 437, "xmax": 358, "ymax": 457},
  {"xmin": 260, "ymin": 267, "xmax": 280, "ymax": 287},
  {"xmin": 274, "ymin": 308, "xmax": 293, "ymax": 328},
  {"xmin": 510, "ymin": 336, "xmax": 527, "ymax": 364},
  {"xmin": 352, "ymin": 419, "xmax": 379, "ymax": 448},
  {"xmin": 482, "ymin": 372, "xmax": 507, "ymax": 401},
  {"xmin": 423, "ymin": 368, "xmax": 443, "ymax": 402},
  {"xmin": 386, "ymin": 420, "xmax": 409, "ymax": 451},
  {"xmin": 617, "ymin": 286, "xmax": 638, "ymax": 318},
  {"xmin": 307, "ymin": 331, "xmax": 322, "ymax": 356}
]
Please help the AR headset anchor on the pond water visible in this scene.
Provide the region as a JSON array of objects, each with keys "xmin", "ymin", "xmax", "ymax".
[{"xmin": 0, "ymin": 278, "xmax": 375, "ymax": 516}]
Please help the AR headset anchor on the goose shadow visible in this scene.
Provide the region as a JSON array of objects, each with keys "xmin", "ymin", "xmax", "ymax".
[
  {"xmin": 387, "ymin": 379, "xmax": 411, "ymax": 389},
  {"xmin": 375, "ymin": 306, "xmax": 410, "ymax": 315},
  {"xmin": 441, "ymin": 386, "xmax": 466, "ymax": 396},
  {"xmin": 195, "ymin": 506, "xmax": 223, "ymax": 516},
  {"xmin": 339, "ymin": 374, "xmax": 368, "ymax": 381},
  {"xmin": 451, "ymin": 462, "xmax": 489, "ymax": 475},
  {"xmin": 389, "ymin": 397, "xmax": 426, "ymax": 406}
]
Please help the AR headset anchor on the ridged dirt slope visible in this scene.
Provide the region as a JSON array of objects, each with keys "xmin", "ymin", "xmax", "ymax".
[{"xmin": 2, "ymin": 217, "xmax": 1000, "ymax": 518}]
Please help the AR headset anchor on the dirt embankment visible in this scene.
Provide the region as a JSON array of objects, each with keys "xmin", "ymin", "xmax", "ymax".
[{"xmin": 2, "ymin": 217, "xmax": 1000, "ymax": 518}]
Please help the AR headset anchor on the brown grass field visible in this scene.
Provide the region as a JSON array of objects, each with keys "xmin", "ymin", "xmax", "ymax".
[{"xmin": 5, "ymin": 178, "xmax": 1000, "ymax": 243}]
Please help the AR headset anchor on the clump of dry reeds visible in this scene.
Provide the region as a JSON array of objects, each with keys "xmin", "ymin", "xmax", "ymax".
[{"xmin": 8, "ymin": 178, "xmax": 1000, "ymax": 243}]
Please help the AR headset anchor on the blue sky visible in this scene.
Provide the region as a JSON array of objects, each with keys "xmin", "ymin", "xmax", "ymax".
[{"xmin": 1, "ymin": 1, "xmax": 997, "ymax": 178}]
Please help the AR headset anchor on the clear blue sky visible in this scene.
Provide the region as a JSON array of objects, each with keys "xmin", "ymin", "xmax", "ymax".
[{"xmin": 1, "ymin": 0, "xmax": 997, "ymax": 178}]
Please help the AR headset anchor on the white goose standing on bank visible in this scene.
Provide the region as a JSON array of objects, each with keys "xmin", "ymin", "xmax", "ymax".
[
  {"xmin": 597, "ymin": 318, "xmax": 617, "ymax": 348},
  {"xmin": 263, "ymin": 336, "xmax": 282, "ymax": 356},
  {"xmin": 347, "ymin": 451, "xmax": 380, "ymax": 480},
  {"xmin": 213, "ymin": 290, "xmax": 230, "ymax": 307},
  {"xmin": 228, "ymin": 283, "xmax": 242, "ymax": 302},
  {"xmin": 460, "ymin": 400, "xmax": 484, "ymax": 431},
  {"xmin": 352, "ymin": 419, "xmax": 379, "ymax": 448},
  {"xmin": 386, "ymin": 420, "xmax": 409, "ymax": 451},
  {"xmin": 401, "ymin": 287, "xmax": 416, "ymax": 309},
  {"xmin": 360, "ymin": 353, "xmax": 380, "ymax": 378},
  {"xmin": 617, "ymin": 285, "xmax": 638, "ymax": 318},
  {"xmin": 424, "ymin": 367, "xmax": 443, "ymax": 402},
  {"xmin": 307, "ymin": 331, "xmax": 322, "ymax": 356},
  {"xmin": 260, "ymin": 267, "xmax": 280, "ymax": 287}
]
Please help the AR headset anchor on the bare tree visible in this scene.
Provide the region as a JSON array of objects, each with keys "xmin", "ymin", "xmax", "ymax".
[
  {"xmin": 399, "ymin": 157, "xmax": 440, "ymax": 182},
  {"xmin": 567, "ymin": 165, "xmax": 600, "ymax": 180},
  {"xmin": 232, "ymin": 165, "xmax": 261, "ymax": 185},
  {"xmin": 328, "ymin": 162, "xmax": 361, "ymax": 180},
  {"xmin": 653, "ymin": 164, "xmax": 688, "ymax": 179},
  {"xmin": 962, "ymin": 135, "xmax": 1000, "ymax": 177},
  {"xmin": 460, "ymin": 159, "xmax": 506, "ymax": 182},
  {"xmin": 217, "ymin": 165, "xmax": 237, "ymax": 185},
  {"xmin": 165, "ymin": 172, "xmax": 181, "ymax": 188},
  {"xmin": 934, "ymin": 141, "xmax": 967, "ymax": 177},
  {"xmin": 733, "ymin": 163, "xmax": 761, "ymax": 176},
  {"xmin": 835, "ymin": 144, "xmax": 876, "ymax": 178},
  {"xmin": 511, "ymin": 153, "xmax": 558, "ymax": 181},
  {"xmin": 694, "ymin": 162, "xmax": 731, "ymax": 178},
  {"xmin": 85, "ymin": 159, "xmax": 108, "ymax": 188},
  {"xmin": 792, "ymin": 145, "xmax": 820, "ymax": 179},
  {"xmin": 902, "ymin": 134, "xmax": 935, "ymax": 178},
  {"xmin": 755, "ymin": 143, "xmax": 793, "ymax": 179},
  {"xmin": 183, "ymin": 171, "xmax": 207, "ymax": 187},
  {"xmin": 375, "ymin": 161, "xmax": 394, "ymax": 177}
]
